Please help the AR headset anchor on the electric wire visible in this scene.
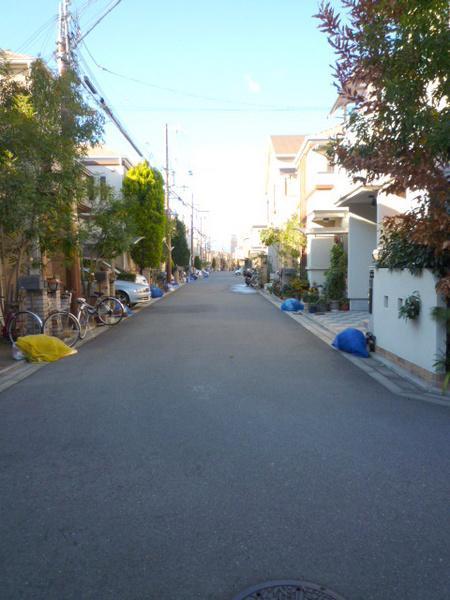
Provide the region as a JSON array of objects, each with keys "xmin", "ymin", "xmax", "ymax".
[
  {"xmin": 80, "ymin": 43, "xmax": 319, "ymax": 111},
  {"xmin": 16, "ymin": 15, "xmax": 58, "ymax": 53}
]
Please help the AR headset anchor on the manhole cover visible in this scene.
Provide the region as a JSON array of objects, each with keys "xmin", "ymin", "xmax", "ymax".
[{"xmin": 233, "ymin": 580, "xmax": 346, "ymax": 600}]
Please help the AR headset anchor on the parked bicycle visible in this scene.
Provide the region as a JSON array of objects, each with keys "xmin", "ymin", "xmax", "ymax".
[
  {"xmin": 0, "ymin": 298, "xmax": 43, "ymax": 344},
  {"xmin": 42, "ymin": 292, "xmax": 81, "ymax": 348},
  {"xmin": 76, "ymin": 293, "xmax": 125, "ymax": 339}
]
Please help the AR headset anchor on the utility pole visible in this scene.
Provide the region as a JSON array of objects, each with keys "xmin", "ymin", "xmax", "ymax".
[
  {"xmin": 165, "ymin": 124, "xmax": 172, "ymax": 281},
  {"xmin": 57, "ymin": 0, "xmax": 82, "ymax": 304}
]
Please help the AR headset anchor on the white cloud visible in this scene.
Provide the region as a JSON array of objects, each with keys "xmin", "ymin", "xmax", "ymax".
[{"xmin": 245, "ymin": 74, "xmax": 262, "ymax": 94}]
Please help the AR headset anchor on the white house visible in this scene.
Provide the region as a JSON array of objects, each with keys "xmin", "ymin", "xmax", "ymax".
[
  {"xmin": 294, "ymin": 128, "xmax": 351, "ymax": 287},
  {"xmin": 264, "ymin": 135, "xmax": 305, "ymax": 272},
  {"xmin": 331, "ymin": 97, "xmax": 446, "ymax": 381},
  {"xmin": 81, "ymin": 146, "xmax": 135, "ymax": 272}
]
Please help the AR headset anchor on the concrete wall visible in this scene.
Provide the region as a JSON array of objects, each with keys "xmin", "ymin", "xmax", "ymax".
[
  {"xmin": 347, "ymin": 210, "xmax": 377, "ymax": 310},
  {"xmin": 306, "ymin": 235, "xmax": 335, "ymax": 286},
  {"xmin": 373, "ymin": 268, "xmax": 446, "ymax": 375},
  {"xmin": 376, "ymin": 191, "xmax": 418, "ymax": 244}
]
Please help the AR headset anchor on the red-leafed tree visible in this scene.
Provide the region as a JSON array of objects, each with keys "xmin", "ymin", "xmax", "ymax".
[{"xmin": 315, "ymin": 0, "xmax": 449, "ymax": 296}]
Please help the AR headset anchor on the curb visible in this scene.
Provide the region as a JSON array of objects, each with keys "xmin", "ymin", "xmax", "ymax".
[
  {"xmin": 259, "ymin": 290, "xmax": 450, "ymax": 408},
  {"xmin": 0, "ymin": 284, "xmax": 185, "ymax": 395}
]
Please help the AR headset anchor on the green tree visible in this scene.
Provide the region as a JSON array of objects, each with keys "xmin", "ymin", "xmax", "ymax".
[
  {"xmin": 261, "ymin": 214, "xmax": 306, "ymax": 265},
  {"xmin": 81, "ymin": 179, "xmax": 133, "ymax": 264},
  {"xmin": 0, "ymin": 56, "xmax": 103, "ymax": 307},
  {"xmin": 211, "ymin": 257, "xmax": 217, "ymax": 270},
  {"xmin": 171, "ymin": 217, "xmax": 190, "ymax": 268},
  {"xmin": 122, "ymin": 162, "xmax": 166, "ymax": 273},
  {"xmin": 315, "ymin": 0, "xmax": 450, "ymax": 295},
  {"xmin": 324, "ymin": 241, "xmax": 347, "ymax": 301},
  {"xmin": 194, "ymin": 255, "xmax": 202, "ymax": 270}
]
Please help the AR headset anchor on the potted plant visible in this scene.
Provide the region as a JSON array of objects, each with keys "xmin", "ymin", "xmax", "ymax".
[
  {"xmin": 305, "ymin": 288, "xmax": 320, "ymax": 313},
  {"xmin": 339, "ymin": 297, "xmax": 350, "ymax": 311},
  {"xmin": 398, "ymin": 291, "xmax": 421, "ymax": 320},
  {"xmin": 324, "ymin": 242, "xmax": 347, "ymax": 311}
]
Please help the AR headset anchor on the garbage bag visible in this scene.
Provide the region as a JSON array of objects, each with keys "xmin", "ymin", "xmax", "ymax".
[
  {"xmin": 281, "ymin": 298, "xmax": 304, "ymax": 312},
  {"xmin": 16, "ymin": 334, "xmax": 77, "ymax": 363},
  {"xmin": 332, "ymin": 328, "xmax": 369, "ymax": 358},
  {"xmin": 151, "ymin": 286, "xmax": 164, "ymax": 298}
]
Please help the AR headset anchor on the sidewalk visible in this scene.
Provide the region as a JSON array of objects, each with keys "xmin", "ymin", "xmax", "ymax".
[
  {"xmin": 0, "ymin": 284, "xmax": 184, "ymax": 394},
  {"xmin": 260, "ymin": 290, "xmax": 450, "ymax": 407}
]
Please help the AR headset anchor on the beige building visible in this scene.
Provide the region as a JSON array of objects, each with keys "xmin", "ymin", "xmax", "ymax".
[{"xmin": 264, "ymin": 135, "xmax": 305, "ymax": 272}]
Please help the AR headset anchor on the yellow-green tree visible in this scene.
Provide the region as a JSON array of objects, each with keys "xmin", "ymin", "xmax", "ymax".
[{"xmin": 122, "ymin": 162, "xmax": 166, "ymax": 273}]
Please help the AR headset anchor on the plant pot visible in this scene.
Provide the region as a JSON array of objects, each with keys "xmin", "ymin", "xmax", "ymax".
[
  {"xmin": 303, "ymin": 302, "xmax": 310, "ymax": 311},
  {"xmin": 330, "ymin": 300, "xmax": 340, "ymax": 312},
  {"xmin": 308, "ymin": 305, "xmax": 318, "ymax": 314}
]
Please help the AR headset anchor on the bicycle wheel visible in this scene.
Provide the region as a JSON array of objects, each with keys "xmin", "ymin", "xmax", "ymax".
[
  {"xmin": 43, "ymin": 311, "xmax": 80, "ymax": 348},
  {"xmin": 8, "ymin": 311, "xmax": 43, "ymax": 343},
  {"xmin": 77, "ymin": 308, "xmax": 90, "ymax": 339},
  {"xmin": 97, "ymin": 297, "xmax": 124, "ymax": 326}
]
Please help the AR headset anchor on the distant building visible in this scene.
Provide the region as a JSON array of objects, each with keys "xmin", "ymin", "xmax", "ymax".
[{"xmin": 264, "ymin": 135, "xmax": 305, "ymax": 272}]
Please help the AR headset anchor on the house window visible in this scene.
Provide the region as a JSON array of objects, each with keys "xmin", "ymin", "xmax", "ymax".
[
  {"xmin": 99, "ymin": 175, "xmax": 107, "ymax": 201},
  {"xmin": 384, "ymin": 295, "xmax": 389, "ymax": 308}
]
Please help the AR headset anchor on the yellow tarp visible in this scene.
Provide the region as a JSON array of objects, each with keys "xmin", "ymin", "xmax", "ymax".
[{"xmin": 16, "ymin": 334, "xmax": 77, "ymax": 363}]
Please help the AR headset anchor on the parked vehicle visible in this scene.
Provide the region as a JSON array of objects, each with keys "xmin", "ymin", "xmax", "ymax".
[
  {"xmin": 115, "ymin": 279, "xmax": 150, "ymax": 306},
  {"xmin": 134, "ymin": 274, "xmax": 148, "ymax": 286},
  {"xmin": 76, "ymin": 294, "xmax": 125, "ymax": 339},
  {"xmin": 245, "ymin": 269, "xmax": 260, "ymax": 288},
  {"xmin": 1, "ymin": 299, "xmax": 42, "ymax": 344},
  {"xmin": 42, "ymin": 292, "xmax": 80, "ymax": 348}
]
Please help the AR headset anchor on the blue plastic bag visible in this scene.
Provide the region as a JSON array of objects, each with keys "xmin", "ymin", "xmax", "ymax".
[
  {"xmin": 332, "ymin": 328, "xmax": 369, "ymax": 358},
  {"xmin": 151, "ymin": 286, "xmax": 164, "ymax": 298},
  {"xmin": 281, "ymin": 298, "xmax": 304, "ymax": 312}
]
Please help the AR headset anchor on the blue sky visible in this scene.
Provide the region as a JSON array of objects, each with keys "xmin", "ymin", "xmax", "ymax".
[{"xmin": 2, "ymin": 0, "xmax": 342, "ymax": 250}]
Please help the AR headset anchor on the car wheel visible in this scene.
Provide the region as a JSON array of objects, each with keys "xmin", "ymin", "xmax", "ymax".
[{"xmin": 116, "ymin": 291, "xmax": 130, "ymax": 306}]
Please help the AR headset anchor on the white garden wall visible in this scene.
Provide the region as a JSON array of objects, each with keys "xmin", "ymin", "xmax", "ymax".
[{"xmin": 373, "ymin": 268, "xmax": 446, "ymax": 375}]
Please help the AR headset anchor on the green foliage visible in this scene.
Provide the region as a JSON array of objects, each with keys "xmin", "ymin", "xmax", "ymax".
[
  {"xmin": 81, "ymin": 180, "xmax": 133, "ymax": 262},
  {"xmin": 261, "ymin": 214, "xmax": 306, "ymax": 265},
  {"xmin": 260, "ymin": 227, "xmax": 282, "ymax": 247},
  {"xmin": 398, "ymin": 291, "xmax": 421, "ymax": 321},
  {"xmin": 316, "ymin": 1, "xmax": 450, "ymax": 295},
  {"xmin": 316, "ymin": 0, "xmax": 449, "ymax": 197},
  {"xmin": 282, "ymin": 277, "xmax": 309, "ymax": 299},
  {"xmin": 303, "ymin": 288, "xmax": 320, "ymax": 304},
  {"xmin": 0, "ymin": 57, "xmax": 103, "ymax": 295},
  {"xmin": 171, "ymin": 217, "xmax": 190, "ymax": 267},
  {"xmin": 193, "ymin": 255, "xmax": 201, "ymax": 270},
  {"xmin": 376, "ymin": 224, "xmax": 449, "ymax": 277},
  {"xmin": 324, "ymin": 242, "xmax": 347, "ymax": 300},
  {"xmin": 122, "ymin": 162, "xmax": 166, "ymax": 272}
]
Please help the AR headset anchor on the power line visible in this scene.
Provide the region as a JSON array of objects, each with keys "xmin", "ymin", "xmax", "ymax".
[
  {"xmin": 16, "ymin": 15, "xmax": 58, "ymax": 53},
  {"xmin": 74, "ymin": 0, "xmax": 122, "ymax": 47},
  {"xmin": 79, "ymin": 46, "xmax": 316, "ymax": 111},
  {"xmin": 116, "ymin": 106, "xmax": 330, "ymax": 113}
]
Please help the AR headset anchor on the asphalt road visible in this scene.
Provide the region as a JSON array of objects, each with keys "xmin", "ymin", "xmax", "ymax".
[{"xmin": 1, "ymin": 273, "xmax": 449, "ymax": 600}]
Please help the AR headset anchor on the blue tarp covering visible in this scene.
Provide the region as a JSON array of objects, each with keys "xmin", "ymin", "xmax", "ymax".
[
  {"xmin": 281, "ymin": 298, "xmax": 304, "ymax": 312},
  {"xmin": 151, "ymin": 286, "xmax": 164, "ymax": 298},
  {"xmin": 332, "ymin": 328, "xmax": 369, "ymax": 358}
]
